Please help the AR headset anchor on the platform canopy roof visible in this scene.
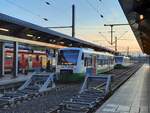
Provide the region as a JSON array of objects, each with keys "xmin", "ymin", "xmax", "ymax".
[
  {"xmin": 119, "ymin": 0, "xmax": 150, "ymax": 54},
  {"xmin": 0, "ymin": 13, "xmax": 115, "ymax": 54}
]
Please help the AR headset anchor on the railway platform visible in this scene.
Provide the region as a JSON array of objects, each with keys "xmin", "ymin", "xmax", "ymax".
[
  {"xmin": 95, "ymin": 64, "xmax": 150, "ymax": 113},
  {"xmin": 0, "ymin": 73, "xmax": 33, "ymax": 93},
  {"xmin": 0, "ymin": 73, "xmax": 32, "ymax": 86}
]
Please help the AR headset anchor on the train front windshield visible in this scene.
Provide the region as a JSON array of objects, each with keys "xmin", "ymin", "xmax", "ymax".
[
  {"xmin": 115, "ymin": 56, "xmax": 123, "ymax": 64},
  {"xmin": 58, "ymin": 50, "xmax": 79, "ymax": 65}
]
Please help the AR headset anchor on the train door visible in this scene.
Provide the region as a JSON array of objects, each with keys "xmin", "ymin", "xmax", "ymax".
[
  {"xmin": 5, "ymin": 52, "xmax": 13, "ymax": 72},
  {"xmin": 28, "ymin": 55, "xmax": 33, "ymax": 71},
  {"xmin": 84, "ymin": 53, "xmax": 92, "ymax": 76},
  {"xmin": 42, "ymin": 55, "xmax": 47, "ymax": 70},
  {"xmin": 93, "ymin": 55, "xmax": 97, "ymax": 75},
  {"xmin": 39, "ymin": 56, "xmax": 44, "ymax": 70}
]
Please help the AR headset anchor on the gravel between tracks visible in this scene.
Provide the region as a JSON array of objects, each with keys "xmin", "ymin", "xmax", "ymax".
[{"xmin": 0, "ymin": 84, "xmax": 81, "ymax": 113}]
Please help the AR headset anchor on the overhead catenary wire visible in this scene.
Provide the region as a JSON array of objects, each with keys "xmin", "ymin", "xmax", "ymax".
[
  {"xmin": 4, "ymin": 0, "xmax": 67, "ymax": 29},
  {"xmin": 5, "ymin": 0, "xmax": 49, "ymax": 22},
  {"xmin": 44, "ymin": 0, "xmax": 51, "ymax": 5},
  {"xmin": 42, "ymin": 0, "xmax": 55, "ymax": 6},
  {"xmin": 99, "ymin": 32, "xmax": 112, "ymax": 45},
  {"xmin": 4, "ymin": 0, "xmax": 137, "ymax": 53},
  {"xmin": 85, "ymin": 0, "xmax": 104, "ymax": 18},
  {"xmin": 5, "ymin": 0, "xmax": 104, "ymax": 39},
  {"xmin": 118, "ymin": 31, "xmax": 129, "ymax": 39}
]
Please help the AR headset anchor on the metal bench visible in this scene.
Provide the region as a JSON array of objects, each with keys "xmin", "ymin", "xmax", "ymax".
[
  {"xmin": 58, "ymin": 75, "xmax": 112, "ymax": 113},
  {"xmin": 0, "ymin": 72, "xmax": 56, "ymax": 108}
]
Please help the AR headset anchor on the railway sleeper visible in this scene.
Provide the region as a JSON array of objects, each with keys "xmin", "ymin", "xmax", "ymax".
[
  {"xmin": 62, "ymin": 101, "xmax": 96, "ymax": 109},
  {"xmin": 4, "ymin": 92, "xmax": 28, "ymax": 98},
  {"xmin": 0, "ymin": 99, "xmax": 10, "ymax": 108},
  {"xmin": 85, "ymin": 88, "xmax": 105, "ymax": 93},
  {"xmin": 0, "ymin": 96, "xmax": 24, "ymax": 107},
  {"xmin": 76, "ymin": 95, "xmax": 104, "ymax": 102},
  {"xmin": 80, "ymin": 91, "xmax": 104, "ymax": 97},
  {"xmin": 70, "ymin": 98, "xmax": 97, "ymax": 104},
  {"xmin": 3, "ymin": 92, "xmax": 27, "ymax": 101},
  {"xmin": 61, "ymin": 103, "xmax": 90, "ymax": 112},
  {"xmin": 17, "ymin": 90, "xmax": 39, "ymax": 97},
  {"xmin": 59, "ymin": 109, "xmax": 88, "ymax": 113},
  {"xmin": 78, "ymin": 93, "xmax": 104, "ymax": 99},
  {"xmin": 46, "ymin": 106, "xmax": 60, "ymax": 113},
  {"xmin": 71, "ymin": 96, "xmax": 101, "ymax": 103},
  {"xmin": 73, "ymin": 94, "xmax": 103, "ymax": 100},
  {"xmin": 66, "ymin": 105, "xmax": 91, "ymax": 112},
  {"xmin": 78, "ymin": 92, "xmax": 102, "ymax": 96},
  {"xmin": 0, "ymin": 90, "xmax": 39, "ymax": 108}
]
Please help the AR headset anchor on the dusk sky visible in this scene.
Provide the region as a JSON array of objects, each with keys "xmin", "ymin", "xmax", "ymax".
[{"xmin": 0, "ymin": 0, "xmax": 141, "ymax": 54}]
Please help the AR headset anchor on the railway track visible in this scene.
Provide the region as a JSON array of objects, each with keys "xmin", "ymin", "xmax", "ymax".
[
  {"xmin": 54, "ymin": 63, "xmax": 143, "ymax": 113},
  {"xmin": 111, "ymin": 64, "xmax": 143, "ymax": 91},
  {"xmin": 0, "ymin": 82, "xmax": 82, "ymax": 113},
  {"xmin": 0, "ymin": 63, "xmax": 142, "ymax": 113}
]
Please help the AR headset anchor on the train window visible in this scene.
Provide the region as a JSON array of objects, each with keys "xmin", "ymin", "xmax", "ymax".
[
  {"xmin": 102, "ymin": 60, "xmax": 104, "ymax": 65},
  {"xmin": 40, "ymin": 56, "xmax": 42, "ymax": 61},
  {"xmin": 18, "ymin": 56, "xmax": 21, "ymax": 61},
  {"xmin": 29, "ymin": 56, "xmax": 32, "ymax": 62},
  {"xmin": 97, "ymin": 59, "xmax": 103, "ymax": 66},
  {"xmin": 97, "ymin": 59, "xmax": 99, "ymax": 65},
  {"xmin": 97, "ymin": 59, "xmax": 101, "ymax": 66},
  {"xmin": 82, "ymin": 53, "xmax": 84, "ymax": 60},
  {"xmin": 58, "ymin": 50, "xmax": 79, "ymax": 65},
  {"xmin": 84, "ymin": 58, "xmax": 87, "ymax": 66},
  {"xmin": 99, "ymin": 60, "xmax": 101, "ymax": 65},
  {"xmin": 84, "ymin": 57, "xmax": 92, "ymax": 67},
  {"xmin": 90, "ymin": 58, "xmax": 92, "ymax": 66},
  {"xmin": 103, "ymin": 59, "xmax": 106, "ymax": 65},
  {"xmin": 107, "ymin": 59, "xmax": 109, "ymax": 64},
  {"xmin": 103, "ymin": 59, "xmax": 105, "ymax": 65},
  {"xmin": 111, "ymin": 59, "xmax": 114, "ymax": 64},
  {"xmin": 5, "ymin": 55, "xmax": 12, "ymax": 60},
  {"xmin": 106, "ymin": 59, "xmax": 108, "ymax": 64}
]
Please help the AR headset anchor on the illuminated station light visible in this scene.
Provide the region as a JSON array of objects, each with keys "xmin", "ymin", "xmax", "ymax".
[
  {"xmin": 49, "ymin": 39, "xmax": 56, "ymax": 43},
  {"xmin": 69, "ymin": 43, "xmax": 72, "ymax": 46},
  {"xmin": 140, "ymin": 14, "xmax": 144, "ymax": 20},
  {"xmin": 0, "ymin": 28, "xmax": 9, "ymax": 32},
  {"xmin": 49, "ymin": 39, "xmax": 52, "ymax": 42},
  {"xmin": 26, "ymin": 34, "xmax": 34, "ymax": 37},
  {"xmin": 60, "ymin": 41, "xmax": 64, "ymax": 44}
]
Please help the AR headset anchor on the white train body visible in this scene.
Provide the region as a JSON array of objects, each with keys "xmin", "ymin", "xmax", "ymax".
[
  {"xmin": 115, "ymin": 56, "xmax": 130, "ymax": 66},
  {"xmin": 56, "ymin": 47, "xmax": 115, "ymax": 76}
]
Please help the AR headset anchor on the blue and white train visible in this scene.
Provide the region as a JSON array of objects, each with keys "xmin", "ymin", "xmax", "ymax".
[
  {"xmin": 114, "ymin": 55, "xmax": 130, "ymax": 66},
  {"xmin": 56, "ymin": 47, "xmax": 115, "ymax": 79}
]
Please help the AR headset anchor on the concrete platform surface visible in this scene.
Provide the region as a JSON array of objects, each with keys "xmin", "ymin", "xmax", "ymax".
[
  {"xmin": 0, "ymin": 73, "xmax": 32, "ymax": 86},
  {"xmin": 95, "ymin": 64, "xmax": 150, "ymax": 113}
]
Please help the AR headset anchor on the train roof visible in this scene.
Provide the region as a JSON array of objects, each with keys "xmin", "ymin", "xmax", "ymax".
[
  {"xmin": 5, "ymin": 48, "xmax": 46, "ymax": 54},
  {"xmin": 115, "ymin": 55, "xmax": 129, "ymax": 59},
  {"xmin": 59, "ymin": 47, "xmax": 114, "ymax": 56},
  {"xmin": 5, "ymin": 43, "xmax": 31, "ymax": 50}
]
